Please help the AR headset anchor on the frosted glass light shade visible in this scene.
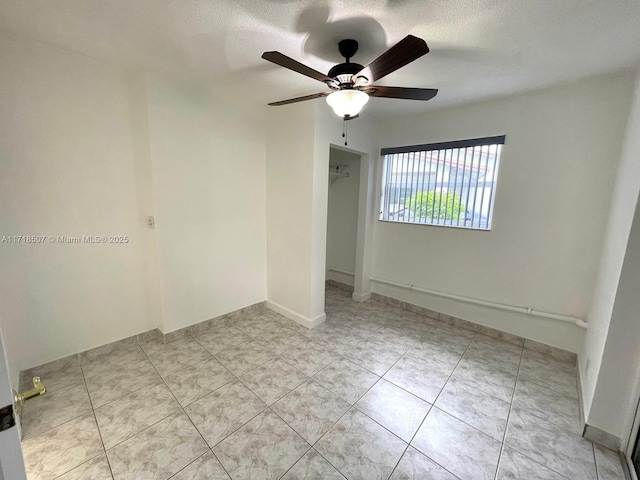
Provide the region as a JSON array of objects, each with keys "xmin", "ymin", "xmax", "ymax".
[{"xmin": 326, "ymin": 90, "xmax": 369, "ymax": 117}]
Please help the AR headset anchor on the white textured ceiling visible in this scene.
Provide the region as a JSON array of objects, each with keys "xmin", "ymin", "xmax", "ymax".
[{"xmin": 1, "ymin": 0, "xmax": 640, "ymax": 116}]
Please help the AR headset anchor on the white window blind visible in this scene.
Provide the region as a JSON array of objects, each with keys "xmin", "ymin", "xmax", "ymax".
[{"xmin": 380, "ymin": 136, "xmax": 505, "ymax": 230}]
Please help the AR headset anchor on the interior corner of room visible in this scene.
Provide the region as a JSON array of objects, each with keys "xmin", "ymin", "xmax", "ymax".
[{"xmin": 2, "ymin": 10, "xmax": 640, "ymax": 477}]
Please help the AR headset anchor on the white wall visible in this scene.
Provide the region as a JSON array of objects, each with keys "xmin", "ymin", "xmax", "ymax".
[
  {"xmin": 585, "ymin": 191, "xmax": 640, "ymax": 444},
  {"xmin": 265, "ymin": 103, "xmax": 318, "ymax": 324},
  {"xmin": 581, "ymin": 68, "xmax": 640, "ymax": 437},
  {"xmin": 0, "ymin": 36, "xmax": 154, "ymax": 383},
  {"xmin": 326, "ymin": 148, "xmax": 361, "ymax": 285},
  {"xmin": 374, "ymin": 71, "xmax": 635, "ymax": 351},
  {"xmin": 145, "ymin": 75, "xmax": 267, "ymax": 334}
]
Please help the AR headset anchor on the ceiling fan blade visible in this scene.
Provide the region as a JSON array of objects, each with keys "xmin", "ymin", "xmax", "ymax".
[
  {"xmin": 268, "ymin": 92, "xmax": 331, "ymax": 106},
  {"xmin": 363, "ymin": 86, "xmax": 438, "ymax": 101},
  {"xmin": 262, "ymin": 51, "xmax": 337, "ymax": 85},
  {"xmin": 353, "ymin": 35, "xmax": 430, "ymax": 84},
  {"xmin": 344, "ymin": 114, "xmax": 359, "ymax": 121}
]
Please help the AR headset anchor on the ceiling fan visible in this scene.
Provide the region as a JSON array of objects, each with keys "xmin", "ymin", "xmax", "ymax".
[{"xmin": 262, "ymin": 35, "xmax": 438, "ymax": 119}]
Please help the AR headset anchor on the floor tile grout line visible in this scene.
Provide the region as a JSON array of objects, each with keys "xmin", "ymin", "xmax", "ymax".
[
  {"xmin": 298, "ymin": 447, "xmax": 349, "ymax": 480},
  {"xmin": 493, "ymin": 335, "xmax": 525, "ymax": 480},
  {"xmin": 20, "ymin": 404, "xmax": 93, "ymax": 443},
  {"xmin": 115, "ymin": 341, "xmax": 219, "ymax": 472},
  {"xmin": 269, "ymin": 376, "xmax": 350, "ymax": 440},
  {"xmin": 509, "ymin": 351, "xmax": 583, "ymax": 435},
  {"xmin": 388, "ymin": 440, "xmax": 462, "ymax": 480},
  {"xmin": 137, "ymin": 337, "xmax": 244, "ymax": 480},
  {"xmin": 379, "ymin": 352, "xmax": 454, "ymax": 401},
  {"xmin": 304, "ymin": 362, "xmax": 389, "ymax": 477},
  {"xmin": 350, "ymin": 404, "xmax": 436, "ymax": 479},
  {"xmin": 187, "ymin": 336, "xmax": 246, "ymax": 366},
  {"xmin": 79, "ymin": 343, "xmax": 148, "ymax": 380},
  {"xmin": 163, "ymin": 450, "xmax": 214, "ymax": 480},
  {"xmin": 351, "ymin": 400, "xmax": 414, "ymax": 445},
  {"xmin": 205, "ymin": 405, "xmax": 270, "ymax": 451},
  {"xmin": 498, "ymin": 349, "xmax": 578, "ymax": 480},
  {"xmin": 313, "ymin": 377, "xmax": 380, "ymax": 432},
  {"xmin": 97, "ymin": 401, "xmax": 181, "ymax": 450},
  {"xmin": 310, "ymin": 406, "xmax": 375, "ymax": 478},
  {"xmin": 386, "ymin": 444, "xmax": 412, "ymax": 480},
  {"xmin": 196, "ymin": 326, "xmax": 314, "ymax": 476},
  {"xmin": 516, "ymin": 372, "xmax": 580, "ymax": 402},
  {"xmin": 19, "ymin": 378, "xmax": 106, "ymax": 441},
  {"xmin": 265, "ymin": 403, "xmax": 317, "ymax": 449},
  {"xmin": 593, "ymin": 443, "xmax": 603, "ymax": 480},
  {"xmin": 273, "ymin": 445, "xmax": 314, "ymax": 480},
  {"xmin": 49, "ymin": 452, "xmax": 108, "ymax": 480},
  {"xmin": 416, "ymin": 330, "xmax": 478, "ymax": 416},
  {"xmin": 236, "ymin": 371, "xmax": 310, "ymax": 406},
  {"xmin": 209, "ymin": 447, "xmax": 234, "ymax": 480},
  {"xmin": 440, "ymin": 355, "xmax": 519, "ymax": 402},
  {"xmin": 139, "ymin": 333, "xmax": 217, "ymax": 375},
  {"xmin": 212, "ymin": 349, "xmax": 281, "ymax": 379},
  {"xmin": 82, "ymin": 362, "xmax": 168, "ymax": 411},
  {"xmin": 251, "ymin": 403, "xmax": 324, "ymax": 478},
  {"xmin": 95, "ymin": 340, "xmax": 238, "ymax": 413},
  {"xmin": 501, "ymin": 443, "xmax": 575, "ymax": 480},
  {"xmin": 506, "ymin": 401, "xmax": 582, "ymax": 437},
  {"xmin": 86, "ymin": 370, "xmax": 172, "ymax": 413},
  {"xmin": 80, "ymin": 362, "xmax": 116, "ymax": 480},
  {"xmin": 388, "ymin": 331, "xmax": 484, "ymax": 480},
  {"xmin": 364, "ymin": 305, "xmax": 465, "ymax": 480},
  {"xmin": 181, "ymin": 343, "xmax": 278, "ymax": 451}
]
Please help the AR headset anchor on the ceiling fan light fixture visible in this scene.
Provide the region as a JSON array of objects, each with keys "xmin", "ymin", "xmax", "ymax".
[{"xmin": 326, "ymin": 89, "xmax": 369, "ymax": 117}]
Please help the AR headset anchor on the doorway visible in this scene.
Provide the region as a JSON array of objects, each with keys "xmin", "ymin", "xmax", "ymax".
[
  {"xmin": 626, "ymin": 400, "xmax": 640, "ymax": 479},
  {"xmin": 326, "ymin": 147, "xmax": 361, "ymax": 292},
  {"xmin": 632, "ymin": 433, "xmax": 640, "ymax": 476}
]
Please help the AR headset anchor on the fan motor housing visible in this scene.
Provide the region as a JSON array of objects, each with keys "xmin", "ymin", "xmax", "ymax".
[
  {"xmin": 328, "ymin": 39, "xmax": 364, "ymax": 85},
  {"xmin": 328, "ymin": 62, "xmax": 364, "ymax": 81}
]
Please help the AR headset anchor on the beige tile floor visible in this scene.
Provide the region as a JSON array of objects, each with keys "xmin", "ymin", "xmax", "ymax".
[{"xmin": 19, "ymin": 286, "xmax": 627, "ymax": 480}]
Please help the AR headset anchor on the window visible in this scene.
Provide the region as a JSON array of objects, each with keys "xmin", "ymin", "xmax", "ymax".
[{"xmin": 379, "ymin": 135, "xmax": 505, "ymax": 230}]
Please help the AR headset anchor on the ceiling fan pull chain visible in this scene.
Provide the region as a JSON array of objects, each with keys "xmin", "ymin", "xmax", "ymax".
[{"xmin": 343, "ymin": 117, "xmax": 348, "ymax": 146}]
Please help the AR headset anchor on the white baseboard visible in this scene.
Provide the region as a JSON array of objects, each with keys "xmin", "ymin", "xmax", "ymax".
[
  {"xmin": 576, "ymin": 362, "xmax": 622, "ymax": 450},
  {"xmin": 352, "ymin": 291, "xmax": 371, "ymax": 302},
  {"xmin": 371, "ymin": 280, "xmax": 584, "ymax": 353},
  {"xmin": 266, "ymin": 300, "xmax": 326, "ymax": 329},
  {"xmin": 577, "ymin": 357, "xmax": 587, "ymax": 432},
  {"xmin": 326, "ymin": 269, "xmax": 355, "ymax": 286},
  {"xmin": 326, "ymin": 279, "xmax": 354, "ymax": 293},
  {"xmin": 583, "ymin": 424, "xmax": 621, "ymax": 451}
]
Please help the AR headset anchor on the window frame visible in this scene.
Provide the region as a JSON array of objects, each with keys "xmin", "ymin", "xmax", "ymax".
[{"xmin": 379, "ymin": 135, "xmax": 506, "ymax": 231}]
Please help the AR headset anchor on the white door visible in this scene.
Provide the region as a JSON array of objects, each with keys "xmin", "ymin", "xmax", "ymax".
[{"xmin": 0, "ymin": 327, "xmax": 27, "ymax": 480}]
